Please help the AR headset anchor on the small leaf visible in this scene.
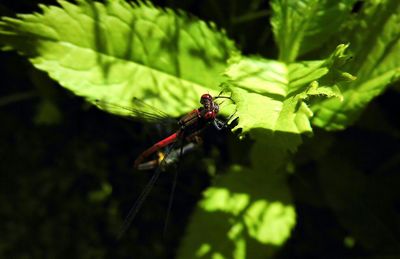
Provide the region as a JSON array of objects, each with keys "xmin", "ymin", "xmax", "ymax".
[
  {"xmin": 34, "ymin": 100, "xmax": 62, "ymax": 125},
  {"xmin": 88, "ymin": 182, "xmax": 112, "ymax": 203}
]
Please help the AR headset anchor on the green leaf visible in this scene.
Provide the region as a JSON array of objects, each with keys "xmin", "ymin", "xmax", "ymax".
[
  {"xmin": 271, "ymin": 0, "xmax": 357, "ymax": 62},
  {"xmin": 178, "ymin": 164, "xmax": 295, "ymax": 259},
  {"xmin": 88, "ymin": 182, "xmax": 112, "ymax": 203},
  {"xmin": 34, "ymin": 100, "xmax": 62, "ymax": 125},
  {"xmin": 225, "ymin": 45, "xmax": 349, "ymax": 138},
  {"xmin": 0, "ymin": 0, "xmax": 236, "ymax": 117},
  {"xmin": 178, "ymin": 124, "xmax": 314, "ymax": 258},
  {"xmin": 312, "ymin": 0, "xmax": 400, "ymax": 130}
]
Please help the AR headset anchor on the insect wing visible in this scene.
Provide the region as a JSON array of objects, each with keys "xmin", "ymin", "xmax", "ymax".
[
  {"xmin": 95, "ymin": 98, "xmax": 175, "ymax": 125},
  {"xmin": 117, "ymin": 141, "xmax": 179, "ymax": 239}
]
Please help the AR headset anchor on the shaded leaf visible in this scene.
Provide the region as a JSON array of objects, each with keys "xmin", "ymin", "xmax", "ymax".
[
  {"xmin": 33, "ymin": 99, "xmax": 62, "ymax": 125},
  {"xmin": 312, "ymin": 0, "xmax": 400, "ymax": 130},
  {"xmin": 318, "ymin": 149, "xmax": 400, "ymax": 253},
  {"xmin": 271, "ymin": 0, "xmax": 357, "ymax": 62}
]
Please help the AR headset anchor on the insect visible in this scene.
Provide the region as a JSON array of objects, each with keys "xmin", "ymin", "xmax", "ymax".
[
  {"xmin": 96, "ymin": 92, "xmax": 236, "ymax": 238},
  {"xmin": 136, "ymin": 142, "xmax": 199, "ymax": 171},
  {"xmin": 133, "ymin": 93, "xmax": 235, "ymax": 169}
]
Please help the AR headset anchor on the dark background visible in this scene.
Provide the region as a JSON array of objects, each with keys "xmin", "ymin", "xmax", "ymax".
[{"xmin": 1, "ymin": 0, "xmax": 399, "ymax": 258}]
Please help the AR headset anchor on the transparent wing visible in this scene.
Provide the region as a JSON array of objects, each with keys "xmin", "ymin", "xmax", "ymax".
[
  {"xmin": 95, "ymin": 98, "xmax": 175, "ymax": 125},
  {"xmin": 117, "ymin": 141, "xmax": 179, "ymax": 239}
]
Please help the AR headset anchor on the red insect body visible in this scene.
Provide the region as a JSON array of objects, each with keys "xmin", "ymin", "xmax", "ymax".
[
  {"xmin": 133, "ymin": 93, "xmax": 221, "ymax": 169},
  {"xmin": 133, "ymin": 132, "xmax": 179, "ymax": 168}
]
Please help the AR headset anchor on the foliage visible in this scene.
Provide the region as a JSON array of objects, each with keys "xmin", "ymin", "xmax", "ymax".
[
  {"xmin": 0, "ymin": 0, "xmax": 236, "ymax": 116},
  {"xmin": 0, "ymin": 0, "xmax": 400, "ymax": 258},
  {"xmin": 311, "ymin": 0, "xmax": 400, "ymax": 130}
]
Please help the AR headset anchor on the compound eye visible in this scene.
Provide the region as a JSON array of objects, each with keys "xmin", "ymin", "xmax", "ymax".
[
  {"xmin": 200, "ymin": 93, "xmax": 212, "ymax": 104},
  {"xmin": 204, "ymin": 111, "xmax": 214, "ymax": 120}
]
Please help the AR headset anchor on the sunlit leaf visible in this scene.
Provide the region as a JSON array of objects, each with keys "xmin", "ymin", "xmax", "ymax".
[
  {"xmin": 225, "ymin": 44, "xmax": 350, "ymax": 137},
  {"xmin": 178, "ymin": 164, "xmax": 295, "ymax": 259},
  {"xmin": 0, "ymin": 0, "xmax": 236, "ymax": 117}
]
